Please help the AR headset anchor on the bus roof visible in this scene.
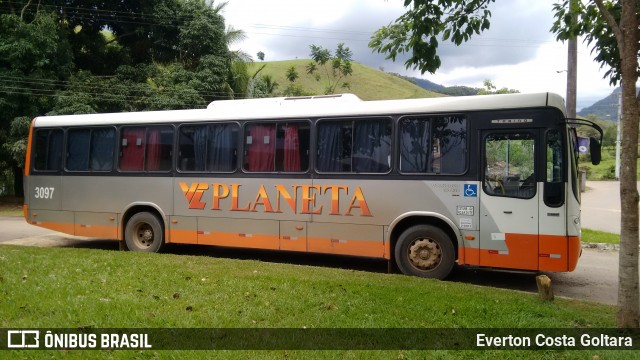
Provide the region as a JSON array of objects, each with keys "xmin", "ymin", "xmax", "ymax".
[{"xmin": 33, "ymin": 92, "xmax": 566, "ymax": 127}]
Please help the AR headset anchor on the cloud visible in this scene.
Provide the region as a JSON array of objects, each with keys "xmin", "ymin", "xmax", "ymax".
[
  {"xmin": 226, "ymin": 0, "xmax": 557, "ymax": 71},
  {"xmin": 223, "ymin": 0, "xmax": 617, "ymax": 108},
  {"xmin": 432, "ymin": 0, "xmax": 557, "ymax": 70}
]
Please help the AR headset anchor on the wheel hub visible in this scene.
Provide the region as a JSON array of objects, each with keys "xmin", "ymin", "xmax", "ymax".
[
  {"xmin": 409, "ymin": 238, "xmax": 441, "ymax": 270},
  {"xmin": 142, "ymin": 229, "xmax": 153, "ymax": 242},
  {"xmin": 136, "ymin": 225, "xmax": 154, "ymax": 247}
]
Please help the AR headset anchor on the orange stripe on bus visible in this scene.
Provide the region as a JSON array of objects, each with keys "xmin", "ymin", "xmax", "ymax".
[
  {"xmin": 198, "ymin": 232, "xmax": 279, "ymax": 250},
  {"xmin": 23, "ymin": 119, "xmax": 35, "ymax": 177},
  {"xmin": 567, "ymin": 236, "xmax": 581, "ymax": 271},
  {"xmin": 169, "ymin": 229, "xmax": 197, "ymax": 244},
  {"xmin": 33, "ymin": 221, "xmax": 75, "ymax": 235},
  {"xmin": 27, "ymin": 218, "xmax": 580, "ymax": 271},
  {"xmin": 481, "ymin": 233, "xmax": 538, "ymax": 270},
  {"xmin": 74, "ymin": 224, "xmax": 118, "ymax": 239},
  {"xmin": 460, "ymin": 234, "xmax": 579, "ymax": 272},
  {"xmin": 457, "ymin": 246, "xmax": 465, "ymax": 264}
]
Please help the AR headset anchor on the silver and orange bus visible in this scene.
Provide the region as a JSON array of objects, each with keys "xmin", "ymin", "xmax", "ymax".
[{"xmin": 23, "ymin": 93, "xmax": 601, "ymax": 279}]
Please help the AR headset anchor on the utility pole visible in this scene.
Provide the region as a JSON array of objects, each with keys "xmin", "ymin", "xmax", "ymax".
[{"xmin": 566, "ymin": 0, "xmax": 578, "ymax": 119}]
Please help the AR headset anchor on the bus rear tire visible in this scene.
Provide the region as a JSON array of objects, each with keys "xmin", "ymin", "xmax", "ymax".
[
  {"xmin": 395, "ymin": 225, "xmax": 455, "ymax": 280},
  {"xmin": 124, "ymin": 212, "xmax": 164, "ymax": 253}
]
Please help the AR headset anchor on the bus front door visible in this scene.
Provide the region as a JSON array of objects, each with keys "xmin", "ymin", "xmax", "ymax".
[{"xmin": 479, "ymin": 131, "xmax": 539, "ymax": 270}]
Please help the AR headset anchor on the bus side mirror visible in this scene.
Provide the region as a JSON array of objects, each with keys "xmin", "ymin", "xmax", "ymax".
[{"xmin": 590, "ymin": 137, "xmax": 601, "ymax": 165}]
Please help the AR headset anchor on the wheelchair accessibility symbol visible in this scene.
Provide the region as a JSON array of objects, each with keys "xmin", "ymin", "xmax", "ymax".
[{"xmin": 464, "ymin": 184, "xmax": 477, "ymax": 197}]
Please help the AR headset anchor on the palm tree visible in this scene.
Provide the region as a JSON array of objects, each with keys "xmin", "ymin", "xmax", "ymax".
[{"xmin": 209, "ymin": 1, "xmax": 254, "ymax": 98}]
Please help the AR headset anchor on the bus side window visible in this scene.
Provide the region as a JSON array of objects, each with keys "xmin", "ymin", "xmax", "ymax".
[
  {"xmin": 66, "ymin": 129, "xmax": 91, "ymax": 171},
  {"xmin": 120, "ymin": 126, "xmax": 173, "ymax": 172},
  {"xmin": 179, "ymin": 124, "xmax": 239, "ymax": 173},
  {"xmin": 245, "ymin": 123, "xmax": 276, "ymax": 172},
  {"xmin": 400, "ymin": 115, "xmax": 466, "ymax": 174},
  {"xmin": 146, "ymin": 126, "xmax": 173, "ymax": 172},
  {"xmin": 120, "ymin": 127, "xmax": 146, "ymax": 171},
  {"xmin": 316, "ymin": 118, "xmax": 391, "ymax": 173},
  {"xmin": 34, "ymin": 129, "xmax": 63, "ymax": 171},
  {"xmin": 90, "ymin": 128, "xmax": 115, "ymax": 171},
  {"xmin": 244, "ymin": 121, "xmax": 309, "ymax": 173},
  {"xmin": 65, "ymin": 127, "xmax": 115, "ymax": 172}
]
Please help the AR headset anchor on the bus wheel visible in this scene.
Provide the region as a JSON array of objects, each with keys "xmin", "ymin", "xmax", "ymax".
[
  {"xmin": 395, "ymin": 225, "xmax": 455, "ymax": 280},
  {"xmin": 125, "ymin": 212, "xmax": 164, "ymax": 253}
]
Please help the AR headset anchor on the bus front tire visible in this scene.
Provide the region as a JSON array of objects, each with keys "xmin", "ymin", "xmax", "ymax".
[
  {"xmin": 124, "ymin": 212, "xmax": 164, "ymax": 253},
  {"xmin": 395, "ymin": 225, "xmax": 455, "ymax": 280}
]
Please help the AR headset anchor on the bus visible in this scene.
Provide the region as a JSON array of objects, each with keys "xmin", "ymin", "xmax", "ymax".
[{"xmin": 23, "ymin": 92, "xmax": 602, "ymax": 279}]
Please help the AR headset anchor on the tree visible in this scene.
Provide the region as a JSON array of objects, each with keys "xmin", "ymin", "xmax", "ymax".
[
  {"xmin": 306, "ymin": 43, "xmax": 353, "ymax": 94},
  {"xmin": 0, "ymin": 11, "xmax": 73, "ymax": 196},
  {"xmin": 369, "ymin": 0, "xmax": 494, "ymax": 74},
  {"xmin": 477, "ymin": 80, "xmax": 520, "ymax": 95},
  {"xmin": 257, "ymin": 51, "xmax": 265, "ymax": 61},
  {"xmin": 0, "ymin": 0, "xmax": 236, "ymax": 195},
  {"xmin": 286, "ymin": 66, "xmax": 299, "ymax": 83},
  {"xmin": 250, "ymin": 74, "xmax": 279, "ymax": 98},
  {"xmin": 370, "ymin": 0, "xmax": 640, "ymax": 328},
  {"xmin": 552, "ymin": 0, "xmax": 639, "ymax": 328}
]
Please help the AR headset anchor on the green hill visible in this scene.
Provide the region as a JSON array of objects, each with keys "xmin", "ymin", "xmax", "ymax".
[{"xmin": 249, "ymin": 60, "xmax": 443, "ymax": 100}]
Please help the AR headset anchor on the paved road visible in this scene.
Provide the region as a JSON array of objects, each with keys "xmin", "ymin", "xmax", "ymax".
[
  {"xmin": 581, "ymin": 180, "xmax": 640, "ymax": 234},
  {"xmin": 0, "ymin": 215, "xmax": 53, "ymax": 242},
  {"xmin": 0, "ymin": 214, "xmax": 625, "ymax": 305}
]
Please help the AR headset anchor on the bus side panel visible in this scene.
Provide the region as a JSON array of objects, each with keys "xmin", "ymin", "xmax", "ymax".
[
  {"xmin": 307, "ymin": 222, "xmax": 384, "ymax": 257},
  {"xmin": 168, "ymin": 216, "xmax": 198, "ymax": 244},
  {"xmin": 197, "ymin": 217, "xmax": 279, "ymax": 250},
  {"xmin": 29, "ymin": 210, "xmax": 74, "ymax": 234},
  {"xmin": 312, "ymin": 179, "xmax": 475, "ymax": 260},
  {"xmin": 28, "ymin": 175, "xmax": 62, "ymax": 211},
  {"xmin": 27, "ymin": 175, "xmax": 69, "ymax": 234},
  {"xmin": 61, "ymin": 176, "xmax": 173, "ymax": 238},
  {"xmin": 173, "ymin": 177, "xmax": 312, "ymax": 250},
  {"xmin": 74, "ymin": 212, "xmax": 118, "ymax": 239},
  {"xmin": 280, "ymin": 220, "xmax": 307, "ymax": 252}
]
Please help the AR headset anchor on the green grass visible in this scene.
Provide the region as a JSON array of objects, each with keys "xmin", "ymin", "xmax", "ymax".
[
  {"xmin": 0, "ymin": 245, "xmax": 634, "ymax": 359},
  {"xmin": 0, "ymin": 209, "xmax": 21, "ymax": 216},
  {"xmin": 582, "ymin": 228, "xmax": 620, "ymax": 244},
  {"xmin": 0, "ymin": 196, "xmax": 21, "ymax": 216},
  {"xmin": 252, "ymin": 60, "xmax": 443, "ymax": 100},
  {"xmin": 580, "ymin": 148, "xmax": 640, "ymax": 180}
]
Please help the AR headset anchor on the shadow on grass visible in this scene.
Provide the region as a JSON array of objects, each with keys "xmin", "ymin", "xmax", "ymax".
[{"xmin": 63, "ymin": 238, "xmax": 540, "ymax": 295}]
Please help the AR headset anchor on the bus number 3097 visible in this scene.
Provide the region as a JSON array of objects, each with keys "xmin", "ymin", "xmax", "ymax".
[{"xmin": 34, "ymin": 187, "xmax": 55, "ymax": 199}]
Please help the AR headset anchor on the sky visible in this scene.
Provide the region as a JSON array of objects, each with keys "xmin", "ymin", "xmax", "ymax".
[{"xmin": 221, "ymin": 0, "xmax": 618, "ymax": 111}]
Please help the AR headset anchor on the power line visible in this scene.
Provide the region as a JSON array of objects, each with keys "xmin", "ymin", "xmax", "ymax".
[{"xmin": 1, "ymin": 3, "xmax": 574, "ymax": 50}]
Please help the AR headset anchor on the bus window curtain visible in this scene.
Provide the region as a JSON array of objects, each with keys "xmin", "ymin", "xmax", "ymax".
[
  {"xmin": 400, "ymin": 119, "xmax": 430, "ymax": 173},
  {"xmin": 146, "ymin": 128, "xmax": 161, "ymax": 171},
  {"xmin": 120, "ymin": 128, "xmax": 145, "ymax": 171},
  {"xmin": 246, "ymin": 124, "xmax": 275, "ymax": 172},
  {"xmin": 317, "ymin": 123, "xmax": 343, "ymax": 172},
  {"xmin": 90, "ymin": 128, "xmax": 114, "ymax": 171},
  {"xmin": 47, "ymin": 130, "xmax": 63, "ymax": 170},
  {"xmin": 193, "ymin": 126, "xmax": 207, "ymax": 171},
  {"xmin": 283, "ymin": 124, "xmax": 300, "ymax": 172},
  {"xmin": 208, "ymin": 124, "xmax": 236, "ymax": 172},
  {"xmin": 67, "ymin": 129, "xmax": 90, "ymax": 171},
  {"xmin": 353, "ymin": 120, "xmax": 390, "ymax": 173}
]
